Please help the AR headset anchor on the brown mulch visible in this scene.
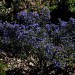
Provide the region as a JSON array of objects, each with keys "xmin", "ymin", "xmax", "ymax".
[{"xmin": 0, "ymin": 51, "xmax": 75, "ymax": 75}]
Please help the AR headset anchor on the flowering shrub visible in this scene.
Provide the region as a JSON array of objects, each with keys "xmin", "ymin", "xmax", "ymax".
[
  {"xmin": 0, "ymin": 13, "xmax": 75, "ymax": 69},
  {"xmin": 0, "ymin": 1, "xmax": 75, "ymax": 74}
]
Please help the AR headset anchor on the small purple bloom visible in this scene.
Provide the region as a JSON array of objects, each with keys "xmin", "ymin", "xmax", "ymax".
[
  {"xmin": 20, "ymin": 11, "xmax": 27, "ymax": 16},
  {"xmin": 43, "ymin": 32, "xmax": 48, "ymax": 36},
  {"xmin": 36, "ymin": 27, "xmax": 41, "ymax": 32},
  {"xmin": 58, "ymin": 18, "xmax": 67, "ymax": 27},
  {"xmin": 70, "ymin": 17, "xmax": 75, "ymax": 25},
  {"xmin": 45, "ymin": 24, "xmax": 50, "ymax": 31},
  {"xmin": 55, "ymin": 62, "xmax": 61, "ymax": 67}
]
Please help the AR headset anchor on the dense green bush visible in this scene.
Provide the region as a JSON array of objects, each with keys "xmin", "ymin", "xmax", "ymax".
[{"xmin": 0, "ymin": 61, "xmax": 7, "ymax": 75}]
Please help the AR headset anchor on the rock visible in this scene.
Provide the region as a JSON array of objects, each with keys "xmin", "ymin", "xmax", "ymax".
[{"xmin": 29, "ymin": 62, "xmax": 35, "ymax": 67}]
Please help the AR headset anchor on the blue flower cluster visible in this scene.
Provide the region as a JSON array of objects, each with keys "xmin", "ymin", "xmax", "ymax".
[
  {"xmin": 17, "ymin": 11, "xmax": 40, "ymax": 25},
  {"xmin": 0, "ymin": 10, "xmax": 75, "ymax": 67},
  {"xmin": 16, "ymin": 7, "xmax": 51, "ymax": 25}
]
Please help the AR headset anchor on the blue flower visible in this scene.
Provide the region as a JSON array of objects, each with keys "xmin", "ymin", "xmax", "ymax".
[
  {"xmin": 19, "ymin": 11, "xmax": 27, "ymax": 17},
  {"xmin": 43, "ymin": 32, "xmax": 48, "ymax": 37},
  {"xmin": 36, "ymin": 27, "xmax": 41, "ymax": 32},
  {"xmin": 36, "ymin": 38, "xmax": 42, "ymax": 42},
  {"xmin": 13, "ymin": 24, "xmax": 20, "ymax": 29},
  {"xmin": 25, "ymin": 26, "xmax": 29, "ymax": 29},
  {"xmin": 70, "ymin": 17, "xmax": 75, "ymax": 25},
  {"xmin": 32, "ymin": 23, "xmax": 39, "ymax": 27},
  {"xmin": 45, "ymin": 24, "xmax": 50, "ymax": 31},
  {"xmin": 0, "ymin": 23, "xmax": 4, "ymax": 28},
  {"xmin": 32, "ymin": 12, "xmax": 39, "ymax": 17},
  {"xmin": 21, "ymin": 25, "xmax": 26, "ymax": 29},
  {"xmin": 55, "ymin": 62, "xmax": 61, "ymax": 67},
  {"xmin": 58, "ymin": 18, "xmax": 67, "ymax": 27}
]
